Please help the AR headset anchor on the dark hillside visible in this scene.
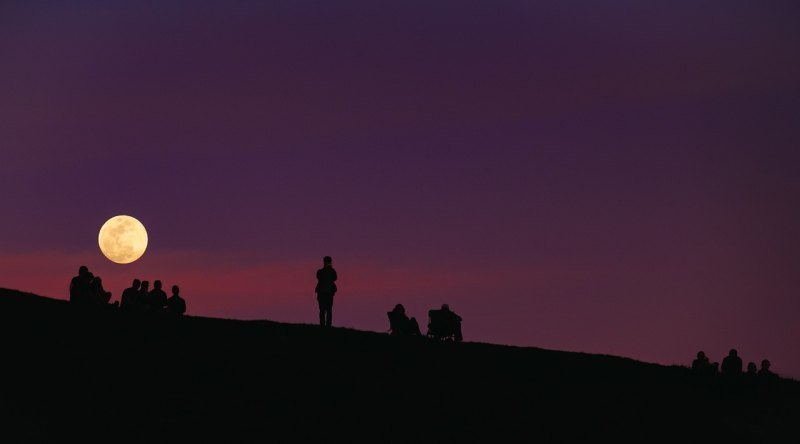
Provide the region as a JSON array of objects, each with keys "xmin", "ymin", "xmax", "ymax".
[{"xmin": 0, "ymin": 288, "xmax": 797, "ymax": 442}]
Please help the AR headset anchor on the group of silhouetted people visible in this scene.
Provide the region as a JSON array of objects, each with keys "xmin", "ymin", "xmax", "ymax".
[
  {"xmin": 314, "ymin": 256, "xmax": 463, "ymax": 341},
  {"xmin": 387, "ymin": 303, "xmax": 463, "ymax": 341},
  {"xmin": 312, "ymin": 256, "xmax": 464, "ymax": 340},
  {"xmin": 692, "ymin": 349, "xmax": 778, "ymax": 380},
  {"xmin": 74, "ymin": 256, "xmax": 465, "ymax": 336},
  {"xmin": 120, "ymin": 278, "xmax": 186, "ymax": 316},
  {"xmin": 69, "ymin": 266, "xmax": 115, "ymax": 306},
  {"xmin": 69, "ymin": 266, "xmax": 186, "ymax": 316}
]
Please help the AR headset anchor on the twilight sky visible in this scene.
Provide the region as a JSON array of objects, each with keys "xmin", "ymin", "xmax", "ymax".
[{"xmin": 2, "ymin": 1, "xmax": 799, "ymax": 377}]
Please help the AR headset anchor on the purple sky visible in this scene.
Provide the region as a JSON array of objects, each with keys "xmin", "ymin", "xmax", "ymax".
[{"xmin": 2, "ymin": 1, "xmax": 799, "ymax": 377}]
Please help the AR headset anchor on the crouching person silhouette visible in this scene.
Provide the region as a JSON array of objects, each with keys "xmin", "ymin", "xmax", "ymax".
[
  {"xmin": 387, "ymin": 304, "xmax": 422, "ymax": 336},
  {"xmin": 315, "ymin": 256, "xmax": 337, "ymax": 327}
]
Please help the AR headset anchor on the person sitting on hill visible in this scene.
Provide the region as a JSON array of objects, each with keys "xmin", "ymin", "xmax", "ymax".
[
  {"xmin": 148, "ymin": 280, "xmax": 168, "ymax": 312},
  {"xmin": 758, "ymin": 359, "xmax": 777, "ymax": 380},
  {"xmin": 440, "ymin": 304, "xmax": 463, "ymax": 341},
  {"xmin": 427, "ymin": 304, "xmax": 463, "ymax": 341},
  {"xmin": 721, "ymin": 348, "xmax": 743, "ymax": 377},
  {"xmin": 692, "ymin": 351, "xmax": 712, "ymax": 374},
  {"xmin": 138, "ymin": 281, "xmax": 150, "ymax": 310},
  {"xmin": 69, "ymin": 265, "xmax": 92, "ymax": 304},
  {"xmin": 166, "ymin": 285, "xmax": 186, "ymax": 317},
  {"xmin": 387, "ymin": 304, "xmax": 421, "ymax": 336},
  {"xmin": 121, "ymin": 279, "xmax": 141, "ymax": 312},
  {"xmin": 89, "ymin": 274, "xmax": 114, "ymax": 306}
]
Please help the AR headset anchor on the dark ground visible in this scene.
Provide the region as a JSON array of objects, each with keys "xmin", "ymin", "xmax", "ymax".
[{"xmin": 0, "ymin": 288, "xmax": 797, "ymax": 443}]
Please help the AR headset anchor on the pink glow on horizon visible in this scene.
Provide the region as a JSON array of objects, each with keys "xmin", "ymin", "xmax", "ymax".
[{"xmin": 1, "ymin": 250, "xmax": 797, "ymax": 379}]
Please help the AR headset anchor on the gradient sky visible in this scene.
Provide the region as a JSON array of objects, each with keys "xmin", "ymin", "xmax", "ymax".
[{"xmin": 2, "ymin": 1, "xmax": 799, "ymax": 377}]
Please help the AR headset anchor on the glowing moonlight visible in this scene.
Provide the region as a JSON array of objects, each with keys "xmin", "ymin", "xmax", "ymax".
[{"xmin": 98, "ymin": 215, "xmax": 148, "ymax": 264}]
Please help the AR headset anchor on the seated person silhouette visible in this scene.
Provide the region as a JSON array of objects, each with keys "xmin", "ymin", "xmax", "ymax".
[
  {"xmin": 692, "ymin": 351, "xmax": 710, "ymax": 371},
  {"xmin": 69, "ymin": 265, "xmax": 92, "ymax": 304},
  {"xmin": 691, "ymin": 351, "xmax": 717, "ymax": 377},
  {"xmin": 148, "ymin": 280, "xmax": 168, "ymax": 312},
  {"xmin": 427, "ymin": 304, "xmax": 463, "ymax": 341},
  {"xmin": 121, "ymin": 279, "xmax": 142, "ymax": 312},
  {"xmin": 89, "ymin": 274, "xmax": 114, "ymax": 306},
  {"xmin": 387, "ymin": 304, "xmax": 421, "ymax": 336},
  {"xmin": 166, "ymin": 285, "xmax": 187, "ymax": 316},
  {"xmin": 138, "ymin": 281, "xmax": 150, "ymax": 310},
  {"xmin": 758, "ymin": 359, "xmax": 777, "ymax": 379},
  {"xmin": 721, "ymin": 348, "xmax": 743, "ymax": 377}
]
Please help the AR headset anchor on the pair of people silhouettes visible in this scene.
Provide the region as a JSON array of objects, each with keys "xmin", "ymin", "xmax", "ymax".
[
  {"xmin": 387, "ymin": 303, "xmax": 463, "ymax": 341},
  {"xmin": 69, "ymin": 266, "xmax": 115, "ymax": 306},
  {"xmin": 744, "ymin": 358, "xmax": 776, "ymax": 379},
  {"xmin": 120, "ymin": 278, "xmax": 186, "ymax": 316},
  {"xmin": 386, "ymin": 303, "xmax": 463, "ymax": 340}
]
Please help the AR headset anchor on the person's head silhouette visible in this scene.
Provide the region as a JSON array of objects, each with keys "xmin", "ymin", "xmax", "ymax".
[
  {"xmin": 747, "ymin": 362, "xmax": 757, "ymax": 374},
  {"xmin": 79, "ymin": 265, "xmax": 89, "ymax": 275},
  {"xmin": 141, "ymin": 280, "xmax": 150, "ymax": 291},
  {"xmin": 697, "ymin": 351, "xmax": 706, "ymax": 360},
  {"xmin": 131, "ymin": 278, "xmax": 141, "ymax": 289},
  {"xmin": 172, "ymin": 285, "xmax": 180, "ymax": 296},
  {"xmin": 154, "ymin": 280, "xmax": 162, "ymax": 290},
  {"xmin": 393, "ymin": 304, "xmax": 405, "ymax": 314},
  {"xmin": 323, "ymin": 256, "xmax": 332, "ymax": 266},
  {"xmin": 761, "ymin": 359, "xmax": 771, "ymax": 372},
  {"xmin": 441, "ymin": 304, "xmax": 450, "ymax": 311},
  {"xmin": 729, "ymin": 349, "xmax": 738, "ymax": 357}
]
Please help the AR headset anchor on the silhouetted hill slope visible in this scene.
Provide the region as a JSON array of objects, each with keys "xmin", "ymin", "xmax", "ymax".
[{"xmin": 0, "ymin": 288, "xmax": 797, "ymax": 443}]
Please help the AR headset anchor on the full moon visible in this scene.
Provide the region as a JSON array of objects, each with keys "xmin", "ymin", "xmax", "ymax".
[{"xmin": 98, "ymin": 215, "xmax": 148, "ymax": 264}]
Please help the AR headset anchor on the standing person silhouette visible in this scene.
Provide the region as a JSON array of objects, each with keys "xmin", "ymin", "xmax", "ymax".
[
  {"xmin": 138, "ymin": 281, "xmax": 150, "ymax": 312},
  {"xmin": 315, "ymin": 256, "xmax": 337, "ymax": 327}
]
